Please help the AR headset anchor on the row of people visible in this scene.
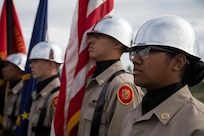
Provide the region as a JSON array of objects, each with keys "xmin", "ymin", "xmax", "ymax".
[
  {"xmin": 78, "ymin": 15, "xmax": 204, "ymax": 136},
  {"xmin": 1, "ymin": 42, "xmax": 63, "ymax": 136},
  {"xmin": 1, "ymin": 14, "xmax": 204, "ymax": 136}
]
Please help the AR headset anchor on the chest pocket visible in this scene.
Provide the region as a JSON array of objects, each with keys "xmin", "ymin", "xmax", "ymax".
[
  {"xmin": 34, "ymin": 86, "xmax": 60, "ymax": 136},
  {"xmin": 29, "ymin": 101, "xmax": 43, "ymax": 124},
  {"xmin": 83, "ymin": 108, "xmax": 94, "ymax": 121},
  {"xmin": 90, "ymin": 70, "xmax": 126, "ymax": 136},
  {"xmin": 83, "ymin": 97, "xmax": 107, "ymax": 124},
  {"xmin": 6, "ymin": 98, "xmax": 16, "ymax": 115},
  {"xmin": 6, "ymin": 91, "xmax": 20, "ymax": 116},
  {"xmin": 83, "ymin": 106, "xmax": 106, "ymax": 136}
]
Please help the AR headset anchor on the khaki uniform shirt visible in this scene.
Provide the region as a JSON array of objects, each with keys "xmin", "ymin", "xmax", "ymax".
[
  {"xmin": 78, "ymin": 61, "xmax": 144, "ymax": 136},
  {"xmin": 121, "ymin": 85, "xmax": 204, "ymax": 136},
  {"xmin": 28, "ymin": 78, "xmax": 60, "ymax": 136},
  {"xmin": 2, "ymin": 81, "xmax": 23, "ymax": 131}
]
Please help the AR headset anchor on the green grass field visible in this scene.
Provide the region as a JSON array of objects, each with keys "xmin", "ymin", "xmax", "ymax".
[{"xmin": 190, "ymin": 82, "xmax": 204, "ymax": 103}]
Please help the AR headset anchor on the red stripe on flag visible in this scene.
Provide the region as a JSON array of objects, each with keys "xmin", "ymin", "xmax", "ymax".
[
  {"xmin": 0, "ymin": 0, "xmax": 7, "ymax": 59},
  {"xmin": 52, "ymin": 61, "xmax": 66, "ymax": 135},
  {"xmin": 86, "ymin": 0, "xmax": 114, "ymax": 30},
  {"xmin": 74, "ymin": 47, "xmax": 89, "ymax": 77},
  {"xmin": 78, "ymin": 0, "xmax": 89, "ymax": 47}
]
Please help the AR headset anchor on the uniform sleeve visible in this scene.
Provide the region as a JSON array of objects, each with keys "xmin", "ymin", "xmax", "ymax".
[
  {"xmin": 45, "ymin": 91, "xmax": 59, "ymax": 126},
  {"xmin": 106, "ymin": 82, "xmax": 142, "ymax": 136},
  {"xmin": 191, "ymin": 121, "xmax": 204, "ymax": 136},
  {"xmin": 192, "ymin": 129, "xmax": 204, "ymax": 136}
]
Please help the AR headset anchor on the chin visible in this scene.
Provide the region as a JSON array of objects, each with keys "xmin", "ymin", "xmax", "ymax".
[
  {"xmin": 134, "ymin": 79, "xmax": 145, "ymax": 87},
  {"xmin": 89, "ymin": 55, "xmax": 97, "ymax": 61}
]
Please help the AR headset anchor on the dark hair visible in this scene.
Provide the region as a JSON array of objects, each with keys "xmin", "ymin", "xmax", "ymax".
[{"xmin": 182, "ymin": 60, "xmax": 204, "ymax": 87}]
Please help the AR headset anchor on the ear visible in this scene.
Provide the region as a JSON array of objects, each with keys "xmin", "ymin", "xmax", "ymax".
[
  {"xmin": 48, "ymin": 61, "xmax": 55, "ymax": 69},
  {"xmin": 172, "ymin": 54, "xmax": 187, "ymax": 71},
  {"xmin": 113, "ymin": 40, "xmax": 122, "ymax": 49}
]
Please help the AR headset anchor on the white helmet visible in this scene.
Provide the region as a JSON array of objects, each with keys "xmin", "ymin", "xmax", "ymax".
[
  {"xmin": 6, "ymin": 53, "xmax": 27, "ymax": 71},
  {"xmin": 29, "ymin": 41, "xmax": 64, "ymax": 64},
  {"xmin": 87, "ymin": 16, "xmax": 133, "ymax": 48},
  {"xmin": 133, "ymin": 15, "xmax": 200, "ymax": 61}
]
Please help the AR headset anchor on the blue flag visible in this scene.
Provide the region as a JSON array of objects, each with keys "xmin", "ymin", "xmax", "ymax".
[{"xmin": 15, "ymin": 0, "xmax": 48, "ymax": 135}]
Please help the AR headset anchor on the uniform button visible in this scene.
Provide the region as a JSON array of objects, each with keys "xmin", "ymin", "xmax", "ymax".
[
  {"xmin": 35, "ymin": 107, "xmax": 42, "ymax": 111},
  {"xmin": 99, "ymin": 80, "xmax": 104, "ymax": 84},
  {"xmin": 42, "ymin": 92, "xmax": 47, "ymax": 96},
  {"xmin": 161, "ymin": 112, "xmax": 170, "ymax": 120}
]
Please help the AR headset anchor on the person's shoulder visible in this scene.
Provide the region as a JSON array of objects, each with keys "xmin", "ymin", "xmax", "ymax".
[
  {"xmin": 49, "ymin": 88, "xmax": 60, "ymax": 108},
  {"xmin": 190, "ymin": 97, "xmax": 204, "ymax": 114},
  {"xmin": 48, "ymin": 77, "xmax": 61, "ymax": 87},
  {"xmin": 114, "ymin": 71, "xmax": 134, "ymax": 82}
]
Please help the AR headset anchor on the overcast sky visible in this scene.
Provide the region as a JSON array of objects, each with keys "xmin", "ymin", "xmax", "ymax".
[{"xmin": 0, "ymin": 0, "xmax": 204, "ymax": 68}]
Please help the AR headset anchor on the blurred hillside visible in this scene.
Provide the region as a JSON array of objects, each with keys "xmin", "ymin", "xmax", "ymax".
[{"xmin": 190, "ymin": 82, "xmax": 204, "ymax": 103}]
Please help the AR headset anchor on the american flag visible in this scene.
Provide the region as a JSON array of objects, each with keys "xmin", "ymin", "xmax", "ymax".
[{"xmin": 51, "ymin": 0, "xmax": 114, "ymax": 135}]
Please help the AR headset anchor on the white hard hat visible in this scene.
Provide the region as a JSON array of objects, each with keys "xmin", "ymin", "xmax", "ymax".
[
  {"xmin": 6, "ymin": 53, "xmax": 27, "ymax": 71},
  {"xmin": 87, "ymin": 16, "xmax": 133, "ymax": 48},
  {"xmin": 29, "ymin": 41, "xmax": 64, "ymax": 64},
  {"xmin": 133, "ymin": 15, "xmax": 200, "ymax": 61}
]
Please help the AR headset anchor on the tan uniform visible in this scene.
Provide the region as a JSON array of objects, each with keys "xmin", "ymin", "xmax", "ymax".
[
  {"xmin": 2, "ymin": 81, "xmax": 23, "ymax": 135},
  {"xmin": 78, "ymin": 61, "xmax": 144, "ymax": 136},
  {"xmin": 121, "ymin": 85, "xmax": 204, "ymax": 136},
  {"xmin": 28, "ymin": 78, "xmax": 60, "ymax": 136}
]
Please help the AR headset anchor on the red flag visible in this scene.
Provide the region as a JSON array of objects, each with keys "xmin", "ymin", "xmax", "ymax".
[
  {"xmin": 0, "ymin": 0, "xmax": 26, "ymax": 59},
  {"xmin": 52, "ymin": 0, "xmax": 114, "ymax": 135}
]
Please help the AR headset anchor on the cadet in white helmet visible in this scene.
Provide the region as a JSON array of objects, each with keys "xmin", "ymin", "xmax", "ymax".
[
  {"xmin": 78, "ymin": 16, "xmax": 144, "ymax": 136},
  {"xmin": 1, "ymin": 53, "xmax": 27, "ymax": 136},
  {"xmin": 121, "ymin": 15, "xmax": 204, "ymax": 136},
  {"xmin": 28, "ymin": 41, "xmax": 63, "ymax": 136}
]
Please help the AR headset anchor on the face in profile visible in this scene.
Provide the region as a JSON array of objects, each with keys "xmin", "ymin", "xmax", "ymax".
[
  {"xmin": 2, "ymin": 62, "xmax": 22, "ymax": 81},
  {"xmin": 87, "ymin": 33, "xmax": 117, "ymax": 61}
]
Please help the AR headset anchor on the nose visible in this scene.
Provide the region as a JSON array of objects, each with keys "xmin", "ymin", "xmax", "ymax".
[
  {"xmin": 2, "ymin": 67, "xmax": 6, "ymax": 72},
  {"xmin": 87, "ymin": 37, "xmax": 95, "ymax": 46},
  {"xmin": 131, "ymin": 54, "xmax": 142, "ymax": 65},
  {"xmin": 29, "ymin": 61, "xmax": 33, "ymax": 68}
]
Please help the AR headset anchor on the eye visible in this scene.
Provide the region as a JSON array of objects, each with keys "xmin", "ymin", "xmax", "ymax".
[{"xmin": 140, "ymin": 47, "xmax": 151, "ymax": 59}]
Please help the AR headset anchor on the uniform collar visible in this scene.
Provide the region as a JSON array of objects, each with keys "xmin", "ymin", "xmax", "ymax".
[
  {"xmin": 36, "ymin": 75, "xmax": 58, "ymax": 94},
  {"xmin": 133, "ymin": 85, "xmax": 192, "ymax": 125},
  {"xmin": 32, "ymin": 77, "xmax": 60, "ymax": 99},
  {"xmin": 9, "ymin": 79, "xmax": 21, "ymax": 89},
  {"xmin": 92, "ymin": 59, "xmax": 119, "ymax": 78},
  {"xmin": 11, "ymin": 80, "xmax": 23, "ymax": 94},
  {"xmin": 142, "ymin": 82, "xmax": 183, "ymax": 115},
  {"xmin": 88, "ymin": 61, "xmax": 124, "ymax": 86}
]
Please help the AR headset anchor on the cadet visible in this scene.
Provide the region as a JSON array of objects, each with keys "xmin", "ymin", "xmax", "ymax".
[
  {"xmin": 28, "ymin": 41, "xmax": 63, "ymax": 136},
  {"xmin": 121, "ymin": 15, "xmax": 204, "ymax": 136},
  {"xmin": 1, "ymin": 53, "xmax": 27, "ymax": 136},
  {"xmin": 78, "ymin": 16, "xmax": 144, "ymax": 136}
]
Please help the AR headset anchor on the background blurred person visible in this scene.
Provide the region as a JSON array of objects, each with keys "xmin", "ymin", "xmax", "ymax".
[
  {"xmin": 28, "ymin": 41, "xmax": 63, "ymax": 136},
  {"xmin": 1, "ymin": 53, "xmax": 27, "ymax": 136}
]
